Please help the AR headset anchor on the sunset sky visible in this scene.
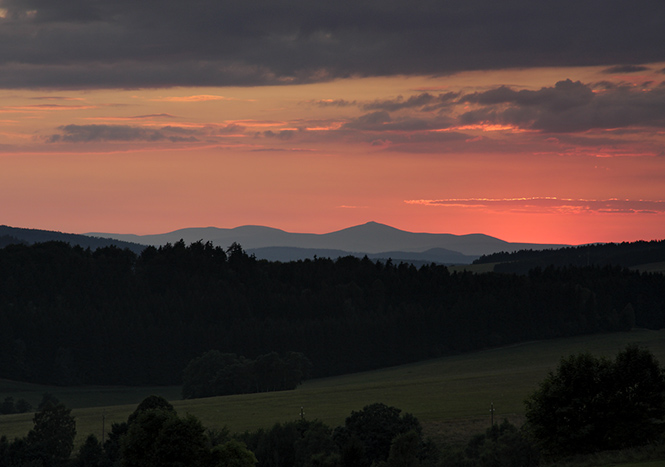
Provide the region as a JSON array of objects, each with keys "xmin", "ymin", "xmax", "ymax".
[{"xmin": 1, "ymin": 1, "xmax": 665, "ymax": 245}]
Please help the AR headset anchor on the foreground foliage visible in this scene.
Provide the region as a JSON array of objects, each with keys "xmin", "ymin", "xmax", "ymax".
[
  {"xmin": 441, "ymin": 419, "xmax": 540, "ymax": 467},
  {"xmin": 2, "ymin": 391, "xmax": 664, "ymax": 467},
  {"xmin": 0, "ymin": 398, "xmax": 441, "ymax": 467},
  {"xmin": 525, "ymin": 345, "xmax": 665, "ymax": 458},
  {"xmin": 0, "ymin": 401, "xmax": 76, "ymax": 467},
  {"xmin": 238, "ymin": 402, "xmax": 439, "ymax": 467}
]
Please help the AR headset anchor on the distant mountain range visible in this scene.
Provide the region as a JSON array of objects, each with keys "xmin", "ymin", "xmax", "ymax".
[
  {"xmin": 2, "ymin": 222, "xmax": 570, "ymax": 265},
  {"xmin": 86, "ymin": 221, "xmax": 568, "ymax": 264}
]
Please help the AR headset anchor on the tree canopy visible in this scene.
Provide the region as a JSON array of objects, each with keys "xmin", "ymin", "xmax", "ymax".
[
  {"xmin": 334, "ymin": 403, "xmax": 424, "ymax": 467},
  {"xmin": 525, "ymin": 345, "xmax": 665, "ymax": 457}
]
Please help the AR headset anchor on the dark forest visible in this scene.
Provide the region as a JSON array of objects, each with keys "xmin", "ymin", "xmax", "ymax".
[{"xmin": 0, "ymin": 240, "xmax": 663, "ymax": 387}]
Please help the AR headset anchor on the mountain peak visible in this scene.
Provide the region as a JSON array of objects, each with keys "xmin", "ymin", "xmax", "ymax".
[{"xmin": 337, "ymin": 221, "xmax": 404, "ymax": 234}]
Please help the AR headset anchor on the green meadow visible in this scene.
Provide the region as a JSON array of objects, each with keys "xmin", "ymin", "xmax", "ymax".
[{"xmin": 1, "ymin": 328, "xmax": 664, "ymax": 449}]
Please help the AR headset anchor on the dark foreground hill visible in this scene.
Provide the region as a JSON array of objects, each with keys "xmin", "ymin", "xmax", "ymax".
[{"xmin": 0, "ymin": 239, "xmax": 663, "ymax": 387}]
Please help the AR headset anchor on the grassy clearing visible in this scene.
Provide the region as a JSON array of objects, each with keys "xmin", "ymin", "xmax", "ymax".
[{"xmin": 1, "ymin": 329, "xmax": 663, "ymax": 450}]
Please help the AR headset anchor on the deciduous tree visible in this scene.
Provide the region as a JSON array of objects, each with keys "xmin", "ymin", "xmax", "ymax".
[
  {"xmin": 525, "ymin": 345, "xmax": 665, "ymax": 457},
  {"xmin": 26, "ymin": 401, "xmax": 77, "ymax": 467},
  {"xmin": 335, "ymin": 403, "xmax": 422, "ymax": 467}
]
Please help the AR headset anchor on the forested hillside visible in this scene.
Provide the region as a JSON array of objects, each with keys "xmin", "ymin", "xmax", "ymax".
[
  {"xmin": 0, "ymin": 240, "xmax": 663, "ymax": 387},
  {"xmin": 475, "ymin": 239, "xmax": 665, "ymax": 273}
]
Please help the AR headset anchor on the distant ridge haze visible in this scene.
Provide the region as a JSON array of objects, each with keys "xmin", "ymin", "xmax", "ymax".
[{"xmin": 86, "ymin": 221, "xmax": 569, "ymax": 259}]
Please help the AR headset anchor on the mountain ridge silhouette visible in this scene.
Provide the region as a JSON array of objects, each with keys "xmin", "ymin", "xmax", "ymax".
[{"xmin": 85, "ymin": 221, "xmax": 569, "ymax": 260}]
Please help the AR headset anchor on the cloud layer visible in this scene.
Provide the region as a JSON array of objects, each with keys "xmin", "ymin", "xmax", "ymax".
[
  {"xmin": 42, "ymin": 78, "xmax": 665, "ymax": 158},
  {"xmin": 1, "ymin": 0, "xmax": 664, "ymax": 89}
]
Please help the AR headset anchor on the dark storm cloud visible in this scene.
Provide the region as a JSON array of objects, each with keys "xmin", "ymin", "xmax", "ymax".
[
  {"xmin": 458, "ymin": 80, "xmax": 665, "ymax": 132},
  {"xmin": 47, "ymin": 124, "xmax": 200, "ymax": 142},
  {"xmin": 1, "ymin": 0, "xmax": 664, "ymax": 89}
]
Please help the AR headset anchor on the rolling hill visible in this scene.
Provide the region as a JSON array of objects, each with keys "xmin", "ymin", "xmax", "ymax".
[{"xmin": 0, "ymin": 225, "xmax": 146, "ymax": 253}]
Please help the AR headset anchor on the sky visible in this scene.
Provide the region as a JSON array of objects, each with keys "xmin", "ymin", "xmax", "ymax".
[{"xmin": 1, "ymin": 1, "xmax": 665, "ymax": 245}]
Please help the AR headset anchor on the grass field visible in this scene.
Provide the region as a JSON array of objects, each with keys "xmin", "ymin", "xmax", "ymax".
[{"xmin": 1, "ymin": 328, "xmax": 664, "ymax": 452}]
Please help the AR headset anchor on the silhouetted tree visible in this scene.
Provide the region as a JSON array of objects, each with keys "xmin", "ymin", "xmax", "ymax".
[
  {"xmin": 26, "ymin": 401, "xmax": 77, "ymax": 467},
  {"xmin": 525, "ymin": 345, "xmax": 665, "ymax": 457},
  {"xmin": 74, "ymin": 434, "xmax": 106, "ymax": 467},
  {"xmin": 334, "ymin": 403, "xmax": 423, "ymax": 467},
  {"xmin": 211, "ymin": 439, "xmax": 258, "ymax": 467}
]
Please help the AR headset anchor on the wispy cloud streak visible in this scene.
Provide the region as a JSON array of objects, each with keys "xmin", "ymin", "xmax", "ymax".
[
  {"xmin": 47, "ymin": 124, "xmax": 200, "ymax": 143},
  {"xmin": 406, "ymin": 198, "xmax": 665, "ymax": 214}
]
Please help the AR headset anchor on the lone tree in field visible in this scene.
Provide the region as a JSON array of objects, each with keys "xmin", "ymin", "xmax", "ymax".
[{"xmin": 525, "ymin": 345, "xmax": 665, "ymax": 457}]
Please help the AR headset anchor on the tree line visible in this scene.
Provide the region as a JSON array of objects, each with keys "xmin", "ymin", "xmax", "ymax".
[
  {"xmin": 0, "ymin": 240, "xmax": 663, "ymax": 387},
  {"xmin": 474, "ymin": 239, "xmax": 665, "ymax": 274},
  {"xmin": 182, "ymin": 350, "xmax": 311, "ymax": 398}
]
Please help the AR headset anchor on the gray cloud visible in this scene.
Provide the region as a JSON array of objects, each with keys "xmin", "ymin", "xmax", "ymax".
[
  {"xmin": 458, "ymin": 80, "xmax": 665, "ymax": 132},
  {"xmin": 363, "ymin": 92, "xmax": 459, "ymax": 112},
  {"xmin": 461, "ymin": 80, "xmax": 594, "ymax": 112},
  {"xmin": 48, "ymin": 124, "xmax": 200, "ymax": 142},
  {"xmin": 1, "ymin": 0, "xmax": 664, "ymax": 89},
  {"xmin": 262, "ymin": 130, "xmax": 296, "ymax": 140},
  {"xmin": 343, "ymin": 111, "xmax": 392, "ymax": 130},
  {"xmin": 324, "ymin": 78, "xmax": 665, "ymax": 140},
  {"xmin": 342, "ymin": 111, "xmax": 454, "ymax": 133},
  {"xmin": 314, "ymin": 99, "xmax": 357, "ymax": 107}
]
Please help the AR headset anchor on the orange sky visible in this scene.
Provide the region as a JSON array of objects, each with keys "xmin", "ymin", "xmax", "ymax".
[{"xmin": 2, "ymin": 66, "xmax": 665, "ymax": 245}]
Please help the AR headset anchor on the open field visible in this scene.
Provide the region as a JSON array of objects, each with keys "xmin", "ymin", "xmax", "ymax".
[{"xmin": 1, "ymin": 328, "xmax": 664, "ymax": 449}]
